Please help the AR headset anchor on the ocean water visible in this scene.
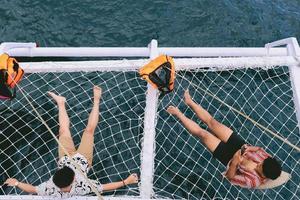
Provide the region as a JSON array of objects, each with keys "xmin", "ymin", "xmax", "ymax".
[
  {"xmin": 1, "ymin": 0, "xmax": 300, "ymax": 47},
  {"xmin": 1, "ymin": 0, "xmax": 300, "ymax": 199}
]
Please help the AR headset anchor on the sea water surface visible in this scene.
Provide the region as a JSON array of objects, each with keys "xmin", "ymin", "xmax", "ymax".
[
  {"xmin": 1, "ymin": 0, "xmax": 300, "ymax": 199},
  {"xmin": 1, "ymin": 0, "xmax": 300, "ymax": 47}
]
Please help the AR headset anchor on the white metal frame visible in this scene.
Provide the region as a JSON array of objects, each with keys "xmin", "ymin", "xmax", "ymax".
[
  {"xmin": 0, "ymin": 40, "xmax": 292, "ymax": 58},
  {"xmin": 139, "ymin": 40, "xmax": 158, "ymax": 198},
  {"xmin": 268, "ymin": 38, "xmax": 300, "ymax": 132}
]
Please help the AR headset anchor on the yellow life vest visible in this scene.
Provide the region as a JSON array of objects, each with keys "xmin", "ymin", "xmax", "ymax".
[
  {"xmin": 139, "ymin": 55, "xmax": 175, "ymax": 95},
  {"xmin": 0, "ymin": 53, "xmax": 24, "ymax": 99}
]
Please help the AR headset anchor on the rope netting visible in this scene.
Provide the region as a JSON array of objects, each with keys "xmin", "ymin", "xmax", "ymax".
[
  {"xmin": 0, "ymin": 70, "xmax": 147, "ymax": 197},
  {"xmin": 0, "ymin": 59, "xmax": 299, "ymax": 199},
  {"xmin": 154, "ymin": 65, "xmax": 299, "ymax": 199}
]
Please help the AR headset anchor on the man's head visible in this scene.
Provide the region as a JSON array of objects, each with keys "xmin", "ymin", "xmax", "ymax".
[
  {"xmin": 260, "ymin": 157, "xmax": 282, "ymax": 180},
  {"xmin": 53, "ymin": 166, "xmax": 75, "ymax": 189}
]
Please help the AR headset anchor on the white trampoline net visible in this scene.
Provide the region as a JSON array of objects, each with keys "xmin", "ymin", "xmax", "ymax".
[
  {"xmin": 154, "ymin": 65, "xmax": 299, "ymax": 199},
  {"xmin": 0, "ymin": 70, "xmax": 147, "ymax": 197},
  {"xmin": 0, "ymin": 60, "xmax": 299, "ymax": 200}
]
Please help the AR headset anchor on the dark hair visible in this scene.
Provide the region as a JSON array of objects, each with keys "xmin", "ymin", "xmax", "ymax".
[
  {"xmin": 53, "ymin": 166, "xmax": 75, "ymax": 188},
  {"xmin": 262, "ymin": 157, "xmax": 281, "ymax": 180}
]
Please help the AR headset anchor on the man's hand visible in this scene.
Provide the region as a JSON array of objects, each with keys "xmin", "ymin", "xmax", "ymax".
[
  {"xmin": 4, "ymin": 178, "xmax": 36, "ymax": 194},
  {"xmin": 244, "ymin": 145, "xmax": 261, "ymax": 153},
  {"xmin": 232, "ymin": 150, "xmax": 243, "ymax": 164},
  {"xmin": 226, "ymin": 150, "xmax": 243, "ymax": 180},
  {"xmin": 4, "ymin": 178, "xmax": 18, "ymax": 187},
  {"xmin": 124, "ymin": 173, "xmax": 138, "ymax": 185}
]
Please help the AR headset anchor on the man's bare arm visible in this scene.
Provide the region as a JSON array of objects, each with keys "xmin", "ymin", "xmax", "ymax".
[
  {"xmin": 244, "ymin": 145, "xmax": 261, "ymax": 152},
  {"xmin": 225, "ymin": 150, "xmax": 243, "ymax": 179},
  {"xmin": 102, "ymin": 174, "xmax": 138, "ymax": 192},
  {"xmin": 4, "ymin": 178, "xmax": 37, "ymax": 194},
  {"xmin": 102, "ymin": 181, "xmax": 125, "ymax": 191},
  {"xmin": 225, "ymin": 160, "xmax": 239, "ymax": 179}
]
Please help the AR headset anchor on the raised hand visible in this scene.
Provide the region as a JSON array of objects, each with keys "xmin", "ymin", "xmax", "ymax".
[
  {"xmin": 4, "ymin": 178, "xmax": 18, "ymax": 187},
  {"xmin": 124, "ymin": 173, "xmax": 138, "ymax": 185}
]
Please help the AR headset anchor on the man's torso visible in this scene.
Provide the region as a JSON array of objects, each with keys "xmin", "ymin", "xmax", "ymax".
[{"xmin": 35, "ymin": 153, "xmax": 102, "ymax": 197}]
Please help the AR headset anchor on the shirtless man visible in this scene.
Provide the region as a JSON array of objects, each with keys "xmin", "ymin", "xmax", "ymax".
[
  {"xmin": 5, "ymin": 86, "xmax": 138, "ymax": 197},
  {"xmin": 167, "ymin": 90, "xmax": 281, "ymax": 188}
]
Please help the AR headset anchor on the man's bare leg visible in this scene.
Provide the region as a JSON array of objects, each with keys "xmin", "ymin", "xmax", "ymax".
[
  {"xmin": 77, "ymin": 86, "xmax": 102, "ymax": 166},
  {"xmin": 48, "ymin": 92, "xmax": 76, "ymax": 157},
  {"xmin": 167, "ymin": 106, "xmax": 220, "ymax": 153},
  {"xmin": 86, "ymin": 86, "xmax": 101, "ymax": 133},
  {"xmin": 184, "ymin": 90, "xmax": 233, "ymax": 143}
]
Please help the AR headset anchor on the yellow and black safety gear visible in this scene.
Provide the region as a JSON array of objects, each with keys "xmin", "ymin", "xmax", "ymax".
[
  {"xmin": 0, "ymin": 53, "xmax": 24, "ymax": 100},
  {"xmin": 139, "ymin": 55, "xmax": 175, "ymax": 95}
]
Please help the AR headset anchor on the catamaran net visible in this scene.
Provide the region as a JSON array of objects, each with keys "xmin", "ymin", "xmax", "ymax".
[
  {"xmin": 0, "ymin": 58, "xmax": 299, "ymax": 199},
  {"xmin": 0, "ymin": 69, "xmax": 147, "ymax": 198},
  {"xmin": 154, "ymin": 65, "xmax": 299, "ymax": 199}
]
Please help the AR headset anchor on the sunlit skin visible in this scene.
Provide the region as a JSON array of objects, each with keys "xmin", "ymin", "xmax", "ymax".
[
  {"xmin": 255, "ymin": 163, "xmax": 266, "ymax": 178},
  {"xmin": 167, "ymin": 89, "xmax": 268, "ymax": 181},
  {"xmin": 236, "ymin": 150, "xmax": 266, "ymax": 178}
]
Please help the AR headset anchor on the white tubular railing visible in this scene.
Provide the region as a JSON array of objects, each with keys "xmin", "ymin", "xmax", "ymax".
[
  {"xmin": 139, "ymin": 39, "xmax": 159, "ymax": 198},
  {"xmin": 159, "ymin": 47, "xmax": 287, "ymax": 57},
  {"xmin": 275, "ymin": 38, "xmax": 300, "ymax": 133},
  {"xmin": 5, "ymin": 47, "xmax": 150, "ymax": 57},
  {"xmin": 0, "ymin": 40, "xmax": 292, "ymax": 58}
]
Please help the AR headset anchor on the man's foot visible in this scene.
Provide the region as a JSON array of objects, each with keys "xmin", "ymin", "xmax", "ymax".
[
  {"xmin": 167, "ymin": 106, "xmax": 181, "ymax": 116},
  {"xmin": 93, "ymin": 86, "xmax": 102, "ymax": 101},
  {"xmin": 184, "ymin": 89, "xmax": 194, "ymax": 106},
  {"xmin": 48, "ymin": 92, "xmax": 66, "ymax": 105}
]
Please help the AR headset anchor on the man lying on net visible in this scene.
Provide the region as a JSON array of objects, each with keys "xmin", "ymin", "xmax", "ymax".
[
  {"xmin": 166, "ymin": 90, "xmax": 282, "ymax": 188},
  {"xmin": 5, "ymin": 86, "xmax": 138, "ymax": 198}
]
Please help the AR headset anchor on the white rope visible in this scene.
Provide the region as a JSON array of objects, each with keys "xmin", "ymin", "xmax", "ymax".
[
  {"xmin": 153, "ymin": 65, "xmax": 299, "ymax": 199},
  {"xmin": 2, "ymin": 59, "xmax": 299, "ymax": 199}
]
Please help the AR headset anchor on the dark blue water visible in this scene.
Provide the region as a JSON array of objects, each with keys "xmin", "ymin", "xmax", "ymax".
[
  {"xmin": 1, "ymin": 0, "xmax": 300, "ymax": 199},
  {"xmin": 1, "ymin": 0, "xmax": 300, "ymax": 47}
]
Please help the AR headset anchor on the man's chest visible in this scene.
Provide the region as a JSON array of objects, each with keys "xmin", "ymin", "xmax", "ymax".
[{"xmin": 241, "ymin": 158, "xmax": 257, "ymax": 171}]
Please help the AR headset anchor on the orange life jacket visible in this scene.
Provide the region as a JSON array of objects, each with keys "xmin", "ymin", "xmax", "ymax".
[
  {"xmin": 0, "ymin": 53, "xmax": 24, "ymax": 99},
  {"xmin": 139, "ymin": 55, "xmax": 175, "ymax": 95}
]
